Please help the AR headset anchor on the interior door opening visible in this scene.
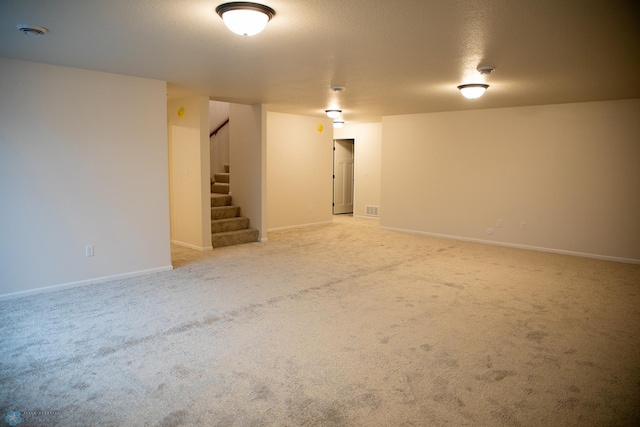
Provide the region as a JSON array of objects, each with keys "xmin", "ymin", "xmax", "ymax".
[{"xmin": 333, "ymin": 139, "xmax": 354, "ymax": 215}]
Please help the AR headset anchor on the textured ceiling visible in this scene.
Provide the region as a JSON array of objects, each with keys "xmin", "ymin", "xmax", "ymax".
[{"xmin": 1, "ymin": 0, "xmax": 639, "ymax": 123}]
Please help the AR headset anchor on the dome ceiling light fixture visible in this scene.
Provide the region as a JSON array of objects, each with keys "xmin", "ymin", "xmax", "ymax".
[
  {"xmin": 457, "ymin": 83, "xmax": 489, "ymax": 99},
  {"xmin": 17, "ymin": 24, "xmax": 49, "ymax": 36},
  {"xmin": 216, "ymin": 2, "xmax": 275, "ymax": 36},
  {"xmin": 327, "ymin": 86, "xmax": 345, "ymax": 122},
  {"xmin": 325, "ymin": 109, "xmax": 342, "ymax": 119},
  {"xmin": 457, "ymin": 66, "xmax": 495, "ymax": 99}
]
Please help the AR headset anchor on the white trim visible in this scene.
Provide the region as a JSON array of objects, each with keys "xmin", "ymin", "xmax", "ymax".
[
  {"xmin": 353, "ymin": 214, "xmax": 380, "ymax": 221},
  {"xmin": 258, "ymin": 237, "xmax": 268, "ymax": 242},
  {"xmin": 268, "ymin": 221, "xmax": 332, "ymax": 232},
  {"xmin": 0, "ymin": 265, "xmax": 174, "ymax": 301},
  {"xmin": 380, "ymin": 226, "xmax": 640, "ymax": 265},
  {"xmin": 170, "ymin": 240, "xmax": 213, "ymax": 251}
]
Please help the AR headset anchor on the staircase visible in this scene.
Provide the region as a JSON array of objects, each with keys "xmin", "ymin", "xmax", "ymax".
[{"xmin": 210, "ymin": 164, "xmax": 259, "ymax": 248}]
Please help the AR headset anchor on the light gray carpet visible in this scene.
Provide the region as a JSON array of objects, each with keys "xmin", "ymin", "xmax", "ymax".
[{"xmin": 1, "ymin": 216, "xmax": 639, "ymax": 426}]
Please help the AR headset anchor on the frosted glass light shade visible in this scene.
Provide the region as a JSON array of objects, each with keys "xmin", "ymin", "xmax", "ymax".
[
  {"xmin": 333, "ymin": 120, "xmax": 344, "ymax": 128},
  {"xmin": 457, "ymin": 84, "xmax": 489, "ymax": 99},
  {"xmin": 325, "ymin": 109, "xmax": 342, "ymax": 119},
  {"xmin": 216, "ymin": 2, "xmax": 275, "ymax": 36}
]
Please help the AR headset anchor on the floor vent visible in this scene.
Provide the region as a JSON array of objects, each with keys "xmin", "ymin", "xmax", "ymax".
[{"xmin": 365, "ymin": 205, "xmax": 379, "ymax": 217}]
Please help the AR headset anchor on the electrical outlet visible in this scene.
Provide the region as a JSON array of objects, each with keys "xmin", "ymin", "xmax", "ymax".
[
  {"xmin": 520, "ymin": 221, "xmax": 527, "ymax": 230},
  {"xmin": 307, "ymin": 205, "xmax": 312, "ymax": 212},
  {"xmin": 497, "ymin": 219, "xmax": 503, "ymax": 228},
  {"xmin": 487, "ymin": 228, "xmax": 493, "ymax": 235},
  {"xmin": 85, "ymin": 244, "xmax": 94, "ymax": 257}
]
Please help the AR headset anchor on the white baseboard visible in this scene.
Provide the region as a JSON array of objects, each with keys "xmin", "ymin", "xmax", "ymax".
[
  {"xmin": 380, "ymin": 226, "xmax": 640, "ymax": 265},
  {"xmin": 353, "ymin": 214, "xmax": 380, "ymax": 221},
  {"xmin": 0, "ymin": 265, "xmax": 174, "ymax": 301},
  {"xmin": 171, "ymin": 240, "xmax": 213, "ymax": 251},
  {"xmin": 268, "ymin": 221, "xmax": 333, "ymax": 233}
]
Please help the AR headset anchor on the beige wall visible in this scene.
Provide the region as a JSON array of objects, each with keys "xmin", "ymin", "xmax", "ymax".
[
  {"xmin": 0, "ymin": 58, "xmax": 172, "ymax": 298},
  {"xmin": 266, "ymin": 112, "xmax": 333, "ymax": 230},
  {"xmin": 334, "ymin": 123, "xmax": 382, "ymax": 218},
  {"xmin": 381, "ymin": 99, "xmax": 640, "ymax": 262},
  {"xmin": 168, "ymin": 96, "xmax": 211, "ymax": 250},
  {"xmin": 229, "ymin": 104, "xmax": 266, "ymax": 240}
]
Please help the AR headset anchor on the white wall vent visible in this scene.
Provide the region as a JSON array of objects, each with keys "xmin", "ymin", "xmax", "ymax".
[{"xmin": 365, "ymin": 205, "xmax": 379, "ymax": 217}]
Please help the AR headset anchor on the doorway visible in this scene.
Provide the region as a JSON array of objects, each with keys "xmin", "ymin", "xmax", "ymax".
[{"xmin": 333, "ymin": 139, "xmax": 354, "ymax": 214}]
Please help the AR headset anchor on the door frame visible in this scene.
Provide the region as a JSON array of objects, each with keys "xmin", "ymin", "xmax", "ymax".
[{"xmin": 332, "ymin": 138, "xmax": 355, "ymax": 215}]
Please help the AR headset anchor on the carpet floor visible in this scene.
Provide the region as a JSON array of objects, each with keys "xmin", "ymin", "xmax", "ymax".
[{"xmin": 1, "ymin": 216, "xmax": 639, "ymax": 426}]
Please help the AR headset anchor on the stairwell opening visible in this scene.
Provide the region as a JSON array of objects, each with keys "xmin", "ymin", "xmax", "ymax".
[{"xmin": 209, "ymin": 101, "xmax": 259, "ymax": 247}]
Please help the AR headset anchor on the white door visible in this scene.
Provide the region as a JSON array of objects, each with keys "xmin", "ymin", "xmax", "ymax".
[{"xmin": 333, "ymin": 139, "xmax": 354, "ymax": 214}]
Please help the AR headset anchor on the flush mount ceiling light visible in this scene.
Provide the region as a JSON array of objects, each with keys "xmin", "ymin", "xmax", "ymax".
[
  {"xmin": 457, "ymin": 83, "xmax": 489, "ymax": 99},
  {"xmin": 333, "ymin": 120, "xmax": 345, "ymax": 128},
  {"xmin": 17, "ymin": 24, "xmax": 49, "ymax": 36},
  {"xmin": 325, "ymin": 109, "xmax": 342, "ymax": 119},
  {"xmin": 216, "ymin": 2, "xmax": 275, "ymax": 36}
]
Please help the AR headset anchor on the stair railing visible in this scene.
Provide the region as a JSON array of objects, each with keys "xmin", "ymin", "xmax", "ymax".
[{"xmin": 210, "ymin": 118, "xmax": 229, "ymax": 138}]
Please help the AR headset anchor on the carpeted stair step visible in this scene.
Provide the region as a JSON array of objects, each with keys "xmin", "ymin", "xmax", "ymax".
[
  {"xmin": 211, "ymin": 205, "xmax": 240, "ymax": 220},
  {"xmin": 211, "ymin": 228, "xmax": 259, "ymax": 248},
  {"xmin": 214, "ymin": 172, "xmax": 230, "ymax": 183},
  {"xmin": 211, "ymin": 182, "xmax": 229, "ymax": 194},
  {"xmin": 211, "ymin": 217, "xmax": 250, "ymax": 233},
  {"xmin": 209, "ymin": 164, "xmax": 258, "ymax": 249},
  {"xmin": 211, "ymin": 194, "xmax": 232, "ymax": 207}
]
